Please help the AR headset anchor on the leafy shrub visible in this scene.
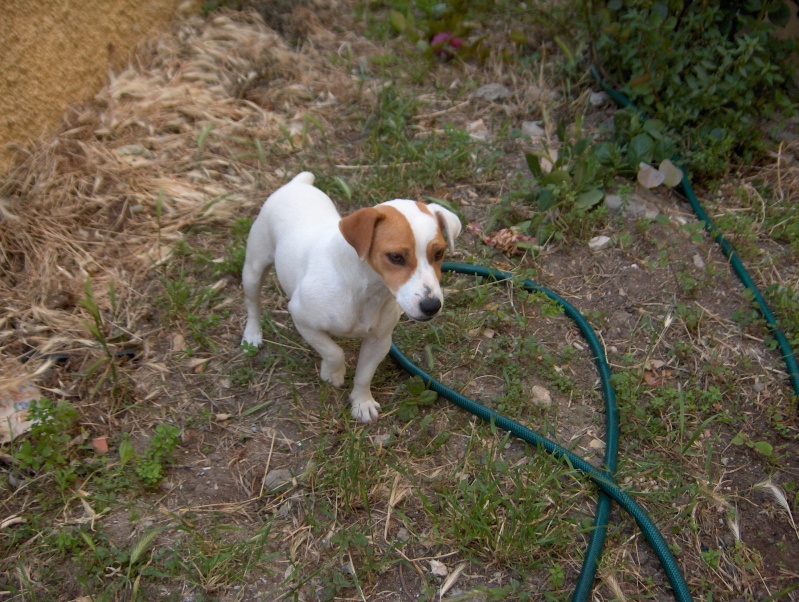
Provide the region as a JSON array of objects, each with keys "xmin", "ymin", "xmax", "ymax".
[{"xmin": 582, "ymin": 0, "xmax": 798, "ymax": 176}]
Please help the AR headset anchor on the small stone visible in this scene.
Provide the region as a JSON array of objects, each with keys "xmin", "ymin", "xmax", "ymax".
[
  {"xmin": 467, "ymin": 118, "xmax": 489, "ymax": 140},
  {"xmin": 588, "ymin": 438, "xmax": 606, "ymax": 450},
  {"xmin": 396, "ymin": 527, "xmax": 410, "ymax": 542},
  {"xmin": 531, "ymin": 385, "xmax": 552, "ymax": 406},
  {"xmin": 604, "ymin": 194, "xmax": 623, "ymax": 211},
  {"xmin": 589, "ymin": 91, "xmax": 609, "ymax": 106},
  {"xmin": 693, "ymin": 254, "xmax": 705, "ymax": 269},
  {"xmin": 625, "ymin": 193, "xmax": 660, "ymax": 219},
  {"xmin": 172, "ymin": 333, "xmax": 186, "ymax": 352},
  {"xmin": 588, "ymin": 235, "xmax": 612, "ymax": 250},
  {"xmin": 475, "ymin": 83, "xmax": 512, "ymax": 101},
  {"xmin": 263, "ymin": 469, "xmax": 294, "ymax": 493},
  {"xmin": 521, "ymin": 121, "xmax": 545, "ymax": 139}
]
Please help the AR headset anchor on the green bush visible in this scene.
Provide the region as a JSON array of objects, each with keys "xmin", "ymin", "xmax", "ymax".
[{"xmin": 582, "ymin": 0, "xmax": 798, "ymax": 176}]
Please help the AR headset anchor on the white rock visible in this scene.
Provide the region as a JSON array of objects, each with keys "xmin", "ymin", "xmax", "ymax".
[
  {"xmin": 531, "ymin": 385, "xmax": 552, "ymax": 406},
  {"xmin": 604, "ymin": 194, "xmax": 623, "ymax": 211},
  {"xmin": 521, "ymin": 121, "xmax": 546, "ymax": 139},
  {"xmin": 467, "ymin": 118, "xmax": 489, "ymax": 141},
  {"xmin": 588, "ymin": 235, "xmax": 612, "ymax": 250},
  {"xmin": 589, "ymin": 91, "xmax": 609, "ymax": 106}
]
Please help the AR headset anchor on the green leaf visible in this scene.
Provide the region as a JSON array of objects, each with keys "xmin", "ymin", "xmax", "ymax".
[
  {"xmin": 592, "ymin": 141, "xmax": 620, "ymax": 166},
  {"xmin": 768, "ymin": 2, "xmax": 791, "ymax": 27},
  {"xmin": 525, "ymin": 152, "xmax": 544, "ymax": 179},
  {"xmin": 752, "ymin": 441, "xmax": 773, "ymax": 456},
  {"xmin": 397, "ymin": 401, "xmax": 419, "ymax": 422},
  {"xmin": 333, "ymin": 177, "xmax": 352, "ymax": 202},
  {"xmin": 389, "ymin": 10, "xmax": 407, "ymax": 33},
  {"xmin": 537, "ymin": 188, "xmax": 557, "ymax": 211},
  {"xmin": 541, "ymin": 170, "xmax": 571, "ymax": 188},
  {"xmin": 731, "ymin": 433, "xmax": 745, "ymax": 445},
  {"xmin": 418, "ymin": 390, "xmax": 438, "ymax": 406},
  {"xmin": 628, "ymin": 133, "xmax": 655, "ymax": 166},
  {"xmin": 119, "ymin": 435, "xmax": 135, "ymax": 467},
  {"xmin": 574, "ymin": 188, "xmax": 604, "ymax": 210},
  {"xmin": 406, "ymin": 376, "xmax": 426, "ymax": 396},
  {"xmin": 643, "ymin": 119, "xmax": 666, "ymax": 139}
]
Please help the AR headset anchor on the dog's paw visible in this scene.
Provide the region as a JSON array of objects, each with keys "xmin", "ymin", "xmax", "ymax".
[
  {"xmin": 350, "ymin": 396, "xmax": 381, "ymax": 423},
  {"xmin": 241, "ymin": 330, "xmax": 263, "ymax": 348},
  {"xmin": 320, "ymin": 360, "xmax": 346, "ymax": 388}
]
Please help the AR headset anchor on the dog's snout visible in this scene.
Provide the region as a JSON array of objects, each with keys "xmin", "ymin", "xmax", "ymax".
[{"xmin": 419, "ymin": 297, "xmax": 442, "ymax": 317}]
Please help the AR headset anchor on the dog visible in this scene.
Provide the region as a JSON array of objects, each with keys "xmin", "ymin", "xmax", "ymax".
[{"xmin": 241, "ymin": 171, "xmax": 461, "ymax": 423}]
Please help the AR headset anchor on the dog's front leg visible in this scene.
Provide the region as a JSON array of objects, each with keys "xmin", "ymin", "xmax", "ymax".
[
  {"xmin": 349, "ymin": 333, "xmax": 392, "ymax": 423},
  {"xmin": 293, "ymin": 323, "xmax": 347, "ymax": 387}
]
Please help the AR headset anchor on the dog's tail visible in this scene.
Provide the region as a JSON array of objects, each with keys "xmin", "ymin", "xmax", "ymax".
[{"xmin": 291, "ymin": 171, "xmax": 315, "ymax": 186}]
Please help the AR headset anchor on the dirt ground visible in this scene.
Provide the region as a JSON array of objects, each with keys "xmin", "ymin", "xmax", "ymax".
[{"xmin": 1, "ymin": 2, "xmax": 798, "ymax": 601}]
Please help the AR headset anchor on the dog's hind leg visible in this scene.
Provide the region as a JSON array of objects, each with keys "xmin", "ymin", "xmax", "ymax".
[{"xmin": 241, "ymin": 231, "xmax": 275, "ymax": 347}]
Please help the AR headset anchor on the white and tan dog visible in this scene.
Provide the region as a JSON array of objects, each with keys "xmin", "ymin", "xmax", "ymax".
[{"xmin": 242, "ymin": 172, "xmax": 461, "ymax": 423}]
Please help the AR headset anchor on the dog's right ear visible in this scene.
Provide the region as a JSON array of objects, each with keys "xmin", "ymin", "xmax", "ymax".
[{"xmin": 339, "ymin": 207, "xmax": 384, "ymax": 260}]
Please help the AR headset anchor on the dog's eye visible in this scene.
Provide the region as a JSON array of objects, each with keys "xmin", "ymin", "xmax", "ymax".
[
  {"xmin": 434, "ymin": 249, "xmax": 445, "ymax": 262},
  {"xmin": 387, "ymin": 253, "xmax": 406, "ymax": 266}
]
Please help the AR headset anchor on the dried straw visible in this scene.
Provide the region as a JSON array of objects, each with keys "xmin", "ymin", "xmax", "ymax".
[{"xmin": 0, "ymin": 11, "xmax": 325, "ymax": 366}]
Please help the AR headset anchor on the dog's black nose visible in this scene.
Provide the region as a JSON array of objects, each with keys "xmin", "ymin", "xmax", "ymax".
[{"xmin": 419, "ymin": 297, "xmax": 442, "ymax": 317}]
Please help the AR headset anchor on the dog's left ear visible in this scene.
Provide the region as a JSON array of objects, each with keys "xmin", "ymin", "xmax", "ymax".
[
  {"xmin": 428, "ymin": 204, "xmax": 462, "ymax": 253},
  {"xmin": 339, "ymin": 207, "xmax": 385, "ymax": 260}
]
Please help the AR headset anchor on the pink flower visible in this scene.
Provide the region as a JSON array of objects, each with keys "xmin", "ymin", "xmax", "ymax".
[{"xmin": 431, "ymin": 31, "xmax": 463, "ymax": 59}]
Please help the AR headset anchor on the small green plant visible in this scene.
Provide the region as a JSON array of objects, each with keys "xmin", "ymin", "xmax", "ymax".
[
  {"xmin": 80, "ymin": 278, "xmax": 132, "ymax": 404},
  {"xmin": 581, "ymin": 0, "xmax": 798, "ymax": 176},
  {"xmin": 731, "ymin": 432, "xmax": 774, "ymax": 459},
  {"xmin": 133, "ymin": 424, "xmax": 181, "ymax": 488},
  {"xmin": 396, "ymin": 376, "xmax": 438, "ymax": 421},
  {"xmin": 12, "ymin": 399, "xmax": 78, "ymax": 491}
]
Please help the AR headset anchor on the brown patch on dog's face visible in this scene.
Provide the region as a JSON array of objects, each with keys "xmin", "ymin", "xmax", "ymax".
[
  {"xmin": 339, "ymin": 207, "xmax": 384, "ymax": 260},
  {"xmin": 365, "ymin": 205, "xmax": 418, "ymax": 294},
  {"xmin": 427, "ymin": 235, "xmax": 447, "ymax": 280}
]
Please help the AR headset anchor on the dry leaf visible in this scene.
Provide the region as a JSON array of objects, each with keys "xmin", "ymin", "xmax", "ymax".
[
  {"xmin": 637, "ymin": 162, "xmax": 665, "ymax": 188},
  {"xmin": 643, "ymin": 370, "xmax": 663, "ymax": 387},
  {"xmin": 91, "ymin": 435, "xmax": 109, "ymax": 455},
  {"xmin": 429, "ymin": 559, "xmax": 448, "ymax": 577},
  {"xmin": 659, "ymin": 159, "xmax": 683, "ymax": 187}
]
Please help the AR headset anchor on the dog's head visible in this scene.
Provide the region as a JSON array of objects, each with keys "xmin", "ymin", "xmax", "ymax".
[{"xmin": 339, "ymin": 200, "xmax": 462, "ymax": 321}]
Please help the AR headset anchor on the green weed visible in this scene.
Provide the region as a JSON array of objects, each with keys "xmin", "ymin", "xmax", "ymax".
[{"xmin": 581, "ymin": 0, "xmax": 798, "ymax": 176}]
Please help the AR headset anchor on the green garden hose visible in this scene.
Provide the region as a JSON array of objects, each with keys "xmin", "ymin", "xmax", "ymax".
[
  {"xmin": 387, "ymin": 69, "xmax": 798, "ymax": 602},
  {"xmin": 389, "ymin": 261, "xmax": 694, "ymax": 601}
]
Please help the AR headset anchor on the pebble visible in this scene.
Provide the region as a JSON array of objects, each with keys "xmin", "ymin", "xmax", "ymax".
[
  {"xmin": 588, "ymin": 235, "xmax": 612, "ymax": 250},
  {"xmin": 263, "ymin": 468, "xmax": 294, "ymax": 493},
  {"xmin": 531, "ymin": 385, "xmax": 552, "ymax": 406},
  {"xmin": 604, "ymin": 194, "xmax": 623, "ymax": 211},
  {"xmin": 693, "ymin": 253, "xmax": 705, "ymax": 269},
  {"xmin": 475, "ymin": 83, "xmax": 511, "ymax": 101},
  {"xmin": 521, "ymin": 121, "xmax": 546, "ymax": 139}
]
